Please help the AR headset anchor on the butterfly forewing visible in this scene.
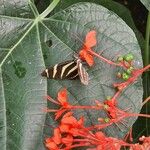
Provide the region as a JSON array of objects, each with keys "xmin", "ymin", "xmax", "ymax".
[{"xmin": 41, "ymin": 60, "xmax": 79, "ymax": 80}]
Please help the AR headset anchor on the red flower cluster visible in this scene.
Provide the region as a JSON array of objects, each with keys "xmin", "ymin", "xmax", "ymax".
[
  {"xmin": 45, "ymin": 110, "xmax": 129, "ymax": 150},
  {"xmin": 44, "ymin": 30, "xmax": 150, "ymax": 150},
  {"xmin": 44, "ymin": 88, "xmax": 104, "ymax": 120},
  {"xmin": 45, "ymin": 112, "xmax": 86, "ymax": 150},
  {"xmin": 79, "ymin": 30, "xmax": 96, "ymax": 66},
  {"xmin": 44, "ymin": 88, "xmax": 150, "ymax": 150}
]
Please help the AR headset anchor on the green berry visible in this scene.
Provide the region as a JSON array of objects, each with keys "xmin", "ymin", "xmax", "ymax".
[
  {"xmin": 117, "ymin": 56, "xmax": 123, "ymax": 62},
  {"xmin": 126, "ymin": 69, "xmax": 132, "ymax": 74},
  {"xmin": 129, "ymin": 66, "xmax": 134, "ymax": 70},
  {"xmin": 104, "ymin": 118, "xmax": 110, "ymax": 123},
  {"xmin": 124, "ymin": 53, "xmax": 134, "ymax": 62},
  {"xmin": 122, "ymin": 72, "xmax": 129, "ymax": 80},
  {"xmin": 126, "ymin": 66, "xmax": 134, "ymax": 74}
]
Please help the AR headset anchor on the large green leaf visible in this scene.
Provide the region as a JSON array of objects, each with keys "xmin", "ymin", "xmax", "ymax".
[
  {"xmin": 140, "ymin": 0, "xmax": 150, "ymax": 11},
  {"xmin": 0, "ymin": 0, "xmax": 47, "ymax": 150},
  {"xmin": 42, "ymin": 2, "xmax": 143, "ymax": 139},
  {"xmin": 0, "ymin": 1, "xmax": 144, "ymax": 149},
  {"xmin": 0, "ymin": 0, "xmax": 35, "ymax": 17}
]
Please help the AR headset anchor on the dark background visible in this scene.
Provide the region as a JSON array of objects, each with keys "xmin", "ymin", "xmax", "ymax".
[{"xmin": 114, "ymin": 0, "xmax": 148, "ymax": 36}]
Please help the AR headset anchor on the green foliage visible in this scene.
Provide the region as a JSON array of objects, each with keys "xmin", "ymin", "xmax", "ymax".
[
  {"xmin": 44, "ymin": 1, "xmax": 143, "ymax": 141},
  {"xmin": 0, "ymin": 0, "xmax": 147, "ymax": 149},
  {"xmin": 140, "ymin": 0, "xmax": 150, "ymax": 11}
]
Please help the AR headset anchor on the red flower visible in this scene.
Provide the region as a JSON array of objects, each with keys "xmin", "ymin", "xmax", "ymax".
[
  {"xmin": 79, "ymin": 30, "xmax": 97, "ymax": 66},
  {"xmin": 60, "ymin": 112, "xmax": 85, "ymax": 136},
  {"xmin": 44, "ymin": 88, "xmax": 104, "ymax": 120},
  {"xmin": 45, "ymin": 138, "xmax": 59, "ymax": 150},
  {"xmin": 57, "ymin": 88, "xmax": 68, "ymax": 106},
  {"xmin": 44, "ymin": 88, "xmax": 71, "ymax": 120}
]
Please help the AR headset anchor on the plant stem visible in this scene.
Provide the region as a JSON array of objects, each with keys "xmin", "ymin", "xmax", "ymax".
[
  {"xmin": 143, "ymin": 12, "xmax": 150, "ymax": 136},
  {"xmin": 39, "ymin": 0, "xmax": 60, "ymax": 19},
  {"xmin": 144, "ymin": 12, "xmax": 150, "ymax": 66}
]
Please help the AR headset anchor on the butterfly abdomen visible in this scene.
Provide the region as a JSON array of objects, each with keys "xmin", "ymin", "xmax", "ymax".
[{"xmin": 41, "ymin": 60, "xmax": 79, "ymax": 80}]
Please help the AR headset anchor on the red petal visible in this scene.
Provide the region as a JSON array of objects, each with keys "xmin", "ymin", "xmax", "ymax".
[
  {"xmin": 55, "ymin": 109, "xmax": 67, "ymax": 120},
  {"xmin": 52, "ymin": 128, "xmax": 61, "ymax": 145},
  {"xmin": 45, "ymin": 140, "xmax": 58, "ymax": 150},
  {"xmin": 78, "ymin": 116, "xmax": 84, "ymax": 125},
  {"xmin": 63, "ymin": 112, "xmax": 73, "ymax": 118},
  {"xmin": 45, "ymin": 137, "xmax": 52, "ymax": 143},
  {"xmin": 84, "ymin": 52, "xmax": 94, "ymax": 66},
  {"xmin": 61, "ymin": 116, "xmax": 78, "ymax": 125},
  {"xmin": 59, "ymin": 124, "xmax": 70, "ymax": 133},
  {"xmin": 57, "ymin": 88, "xmax": 68, "ymax": 105},
  {"xmin": 85, "ymin": 30, "xmax": 97, "ymax": 48},
  {"xmin": 79, "ymin": 49, "xmax": 94, "ymax": 66},
  {"xmin": 62, "ymin": 134, "xmax": 73, "ymax": 146},
  {"xmin": 95, "ymin": 132, "xmax": 105, "ymax": 140},
  {"xmin": 69, "ymin": 128, "xmax": 80, "ymax": 136}
]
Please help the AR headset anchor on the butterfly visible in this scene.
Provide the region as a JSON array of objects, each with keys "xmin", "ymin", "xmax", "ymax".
[
  {"xmin": 41, "ymin": 55, "xmax": 89, "ymax": 85},
  {"xmin": 41, "ymin": 30, "xmax": 97, "ymax": 85}
]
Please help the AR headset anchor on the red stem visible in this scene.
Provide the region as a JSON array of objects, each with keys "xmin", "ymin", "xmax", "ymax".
[
  {"xmin": 70, "ymin": 105, "xmax": 103, "ymax": 110},
  {"xmin": 111, "ymin": 90, "xmax": 122, "ymax": 103},
  {"xmin": 46, "ymin": 96, "xmax": 61, "ymax": 105},
  {"xmin": 88, "ymin": 50, "xmax": 125, "ymax": 68},
  {"xmin": 142, "ymin": 96, "xmax": 150, "ymax": 106},
  {"xmin": 88, "ymin": 112, "xmax": 150, "ymax": 130}
]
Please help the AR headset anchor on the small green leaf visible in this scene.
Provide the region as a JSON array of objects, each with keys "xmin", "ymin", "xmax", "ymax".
[{"xmin": 140, "ymin": 0, "xmax": 150, "ymax": 11}]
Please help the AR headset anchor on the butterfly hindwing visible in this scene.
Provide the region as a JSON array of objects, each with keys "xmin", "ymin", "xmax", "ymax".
[{"xmin": 77, "ymin": 59, "xmax": 89, "ymax": 85}]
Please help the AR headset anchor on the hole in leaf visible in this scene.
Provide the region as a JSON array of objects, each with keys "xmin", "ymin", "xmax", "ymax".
[{"xmin": 46, "ymin": 40, "xmax": 52, "ymax": 47}]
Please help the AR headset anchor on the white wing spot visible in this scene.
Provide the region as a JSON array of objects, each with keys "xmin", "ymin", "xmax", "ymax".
[
  {"xmin": 61, "ymin": 61, "xmax": 74, "ymax": 79},
  {"xmin": 53, "ymin": 64, "xmax": 58, "ymax": 78},
  {"xmin": 45, "ymin": 69, "xmax": 49, "ymax": 78}
]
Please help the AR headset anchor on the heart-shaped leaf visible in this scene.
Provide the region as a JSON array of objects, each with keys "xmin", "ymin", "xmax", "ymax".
[
  {"xmin": 42, "ymin": 2, "xmax": 143, "ymax": 139},
  {"xmin": 0, "ymin": 1, "xmax": 144, "ymax": 149}
]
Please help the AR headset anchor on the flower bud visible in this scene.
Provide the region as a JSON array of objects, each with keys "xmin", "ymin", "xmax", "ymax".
[
  {"xmin": 124, "ymin": 53, "xmax": 134, "ymax": 62},
  {"xmin": 116, "ymin": 72, "xmax": 122, "ymax": 78},
  {"xmin": 104, "ymin": 118, "xmax": 110, "ymax": 123},
  {"xmin": 122, "ymin": 72, "xmax": 129, "ymax": 80}
]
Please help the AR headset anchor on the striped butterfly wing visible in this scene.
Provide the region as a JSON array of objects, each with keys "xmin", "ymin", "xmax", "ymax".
[
  {"xmin": 76, "ymin": 59, "xmax": 89, "ymax": 85},
  {"xmin": 41, "ymin": 60, "xmax": 79, "ymax": 80}
]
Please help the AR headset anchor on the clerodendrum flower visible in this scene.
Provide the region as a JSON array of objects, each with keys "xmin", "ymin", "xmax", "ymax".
[
  {"xmin": 44, "ymin": 88, "xmax": 150, "ymax": 150},
  {"xmin": 44, "ymin": 30, "xmax": 150, "ymax": 150},
  {"xmin": 79, "ymin": 30, "xmax": 96, "ymax": 66}
]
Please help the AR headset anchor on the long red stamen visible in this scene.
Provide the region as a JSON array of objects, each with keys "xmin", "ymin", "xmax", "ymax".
[
  {"xmin": 43, "ymin": 108, "xmax": 58, "ymax": 112},
  {"xmin": 46, "ymin": 95, "xmax": 61, "ymax": 105},
  {"xmin": 88, "ymin": 49, "xmax": 124, "ymax": 68},
  {"xmin": 70, "ymin": 105, "xmax": 103, "ymax": 110}
]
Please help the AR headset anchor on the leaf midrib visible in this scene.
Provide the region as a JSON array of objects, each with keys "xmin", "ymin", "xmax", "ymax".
[{"xmin": 0, "ymin": 69, "xmax": 6, "ymax": 150}]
